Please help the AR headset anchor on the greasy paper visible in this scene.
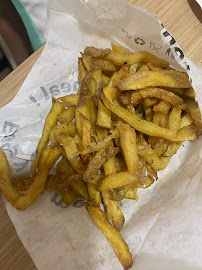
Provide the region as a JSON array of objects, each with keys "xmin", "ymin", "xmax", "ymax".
[{"xmin": 0, "ymin": 0, "xmax": 202, "ymax": 269}]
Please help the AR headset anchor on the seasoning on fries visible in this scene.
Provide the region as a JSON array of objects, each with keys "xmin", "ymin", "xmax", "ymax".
[{"xmin": 1, "ymin": 44, "xmax": 202, "ymax": 269}]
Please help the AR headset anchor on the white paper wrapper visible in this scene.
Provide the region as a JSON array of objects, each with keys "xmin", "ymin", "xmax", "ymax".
[{"xmin": 1, "ymin": 1, "xmax": 202, "ymax": 269}]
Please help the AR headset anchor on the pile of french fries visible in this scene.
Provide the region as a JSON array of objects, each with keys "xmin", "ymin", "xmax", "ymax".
[{"xmin": 0, "ymin": 43, "xmax": 202, "ymax": 269}]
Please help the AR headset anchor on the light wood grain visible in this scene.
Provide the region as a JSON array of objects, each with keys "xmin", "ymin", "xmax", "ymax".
[{"xmin": 0, "ymin": 1, "xmax": 201, "ymax": 269}]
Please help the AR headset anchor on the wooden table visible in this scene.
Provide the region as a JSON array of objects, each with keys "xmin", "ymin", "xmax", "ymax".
[{"xmin": 0, "ymin": 1, "xmax": 201, "ymax": 269}]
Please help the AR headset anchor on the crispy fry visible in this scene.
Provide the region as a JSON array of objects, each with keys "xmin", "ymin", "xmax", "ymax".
[
  {"xmin": 59, "ymin": 94, "xmax": 79, "ymax": 106},
  {"xmin": 96, "ymin": 100, "xmax": 111, "ymax": 128},
  {"xmin": 71, "ymin": 180, "xmax": 89, "ymax": 200},
  {"xmin": 163, "ymin": 142, "xmax": 182, "ymax": 157},
  {"xmin": 51, "ymin": 122, "xmax": 77, "ymax": 144},
  {"xmin": 60, "ymin": 188, "xmax": 78, "ymax": 203},
  {"xmin": 119, "ymin": 71, "xmax": 191, "ymax": 91},
  {"xmin": 131, "ymin": 87, "xmax": 185, "ymax": 108},
  {"xmin": 15, "ymin": 146, "xmax": 62, "ymax": 210},
  {"xmin": 98, "ymin": 172, "xmax": 139, "ymax": 191},
  {"xmin": 180, "ymin": 113, "xmax": 193, "ymax": 129},
  {"xmin": 153, "ymin": 101, "xmax": 172, "ymax": 113},
  {"xmin": 168, "ymin": 107, "xmax": 182, "ymax": 131},
  {"xmin": 31, "ymin": 99, "xmax": 64, "ymax": 177},
  {"xmin": 83, "ymin": 147, "xmax": 119, "ymax": 181},
  {"xmin": 184, "ymin": 98, "xmax": 202, "ymax": 135},
  {"xmin": 111, "ymin": 43, "xmax": 127, "ymax": 55},
  {"xmin": 87, "ymin": 183, "xmax": 101, "ymax": 206},
  {"xmin": 117, "ymin": 121, "xmax": 138, "ymax": 173},
  {"xmin": 84, "ymin": 203, "xmax": 133, "ymax": 269}
]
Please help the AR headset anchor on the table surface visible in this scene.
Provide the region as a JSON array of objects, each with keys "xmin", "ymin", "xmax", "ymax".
[{"xmin": 0, "ymin": 0, "xmax": 202, "ymax": 269}]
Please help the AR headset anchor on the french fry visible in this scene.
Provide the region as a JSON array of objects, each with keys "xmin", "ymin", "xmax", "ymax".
[
  {"xmin": 83, "ymin": 147, "xmax": 119, "ymax": 181},
  {"xmin": 180, "ymin": 113, "xmax": 193, "ymax": 129},
  {"xmin": 15, "ymin": 146, "xmax": 62, "ymax": 210},
  {"xmin": 31, "ymin": 98, "xmax": 64, "ymax": 177},
  {"xmin": 119, "ymin": 71, "xmax": 191, "ymax": 91},
  {"xmin": 117, "ymin": 121, "xmax": 139, "ymax": 173},
  {"xmin": 87, "ymin": 183, "xmax": 101, "ymax": 206},
  {"xmin": 57, "ymin": 106, "xmax": 75, "ymax": 124},
  {"xmin": 184, "ymin": 98, "xmax": 202, "ymax": 135},
  {"xmin": 131, "ymin": 87, "xmax": 185, "ymax": 108},
  {"xmin": 125, "ymin": 187, "xmax": 138, "ymax": 200},
  {"xmin": 153, "ymin": 101, "xmax": 172, "ymax": 113},
  {"xmin": 84, "ymin": 203, "xmax": 133, "ymax": 269},
  {"xmin": 153, "ymin": 111, "xmax": 168, "ymax": 128},
  {"xmin": 98, "ymin": 172, "xmax": 140, "ymax": 191},
  {"xmin": 111, "ymin": 43, "xmax": 127, "ymax": 55},
  {"xmin": 143, "ymin": 98, "xmax": 158, "ymax": 108},
  {"xmin": 60, "ymin": 188, "xmax": 78, "ymax": 204},
  {"xmin": 51, "ymin": 122, "xmax": 77, "ymax": 144},
  {"xmin": 59, "ymin": 94, "xmax": 79, "ymax": 106},
  {"xmin": 144, "ymin": 107, "xmax": 153, "ymax": 122},
  {"xmin": 96, "ymin": 100, "xmax": 111, "ymax": 128},
  {"xmin": 163, "ymin": 142, "xmax": 182, "ymax": 157},
  {"xmin": 71, "ymin": 180, "xmax": 89, "ymax": 200},
  {"xmin": 168, "ymin": 107, "xmax": 182, "ymax": 131}
]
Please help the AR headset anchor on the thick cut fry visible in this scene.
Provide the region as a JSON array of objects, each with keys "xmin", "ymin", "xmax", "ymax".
[
  {"xmin": 96, "ymin": 100, "xmax": 111, "ymax": 128},
  {"xmin": 117, "ymin": 122, "xmax": 138, "ymax": 173},
  {"xmin": 180, "ymin": 113, "xmax": 193, "ymax": 129},
  {"xmin": 87, "ymin": 183, "xmax": 101, "ymax": 207},
  {"xmin": 101, "ymin": 50, "xmax": 169, "ymax": 68},
  {"xmin": 99, "ymin": 172, "xmax": 140, "ymax": 191},
  {"xmin": 153, "ymin": 111, "xmax": 168, "ymax": 128},
  {"xmin": 56, "ymin": 157, "xmax": 75, "ymax": 175},
  {"xmin": 61, "ymin": 135, "xmax": 86, "ymax": 174},
  {"xmin": 119, "ymin": 71, "xmax": 191, "ymax": 91},
  {"xmin": 57, "ymin": 106, "xmax": 75, "ymax": 124},
  {"xmin": 102, "ymin": 89, "xmax": 197, "ymax": 141},
  {"xmin": 51, "ymin": 122, "xmax": 77, "ymax": 144},
  {"xmin": 153, "ymin": 101, "xmax": 172, "ymax": 113},
  {"xmin": 79, "ymin": 113, "xmax": 92, "ymax": 151},
  {"xmin": 102, "ymin": 74, "xmax": 110, "ymax": 85},
  {"xmin": 131, "ymin": 88, "xmax": 185, "ymax": 108},
  {"xmin": 15, "ymin": 146, "xmax": 62, "ymax": 210},
  {"xmin": 138, "ymin": 64, "xmax": 149, "ymax": 71},
  {"xmin": 119, "ymin": 92, "xmax": 132, "ymax": 105},
  {"xmin": 83, "ymin": 147, "xmax": 119, "ymax": 181},
  {"xmin": 168, "ymin": 107, "xmax": 182, "ymax": 131},
  {"xmin": 163, "ymin": 142, "xmax": 182, "ymax": 157},
  {"xmin": 0, "ymin": 149, "xmax": 21, "ymax": 206},
  {"xmin": 84, "ymin": 203, "xmax": 133, "ymax": 269},
  {"xmin": 59, "ymin": 94, "xmax": 79, "ymax": 106},
  {"xmin": 111, "ymin": 43, "xmax": 127, "ymax": 55},
  {"xmin": 139, "ymin": 149, "xmax": 170, "ymax": 171},
  {"xmin": 153, "ymin": 141, "xmax": 169, "ymax": 156},
  {"xmin": 102, "ymin": 190, "xmax": 125, "ymax": 231},
  {"xmin": 76, "ymin": 71, "xmax": 92, "ymax": 134},
  {"xmin": 31, "ymin": 99, "xmax": 64, "ymax": 177},
  {"xmin": 113, "ymin": 65, "xmax": 129, "ymax": 87}
]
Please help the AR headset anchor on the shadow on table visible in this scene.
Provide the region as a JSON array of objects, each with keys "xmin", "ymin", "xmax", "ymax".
[{"xmin": 187, "ymin": 0, "xmax": 202, "ymax": 23}]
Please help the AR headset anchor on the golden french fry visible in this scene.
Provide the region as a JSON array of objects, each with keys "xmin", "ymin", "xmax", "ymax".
[
  {"xmin": 117, "ymin": 121, "xmax": 138, "ymax": 173},
  {"xmin": 79, "ymin": 113, "xmax": 92, "ymax": 151},
  {"xmin": 83, "ymin": 147, "xmax": 119, "ymax": 181},
  {"xmin": 61, "ymin": 135, "xmax": 86, "ymax": 174},
  {"xmin": 109, "ymin": 186, "xmax": 130, "ymax": 201},
  {"xmin": 113, "ymin": 64, "xmax": 129, "ymax": 87},
  {"xmin": 180, "ymin": 113, "xmax": 193, "ymax": 129},
  {"xmin": 119, "ymin": 71, "xmax": 191, "ymax": 91},
  {"xmin": 96, "ymin": 100, "xmax": 111, "ymax": 128},
  {"xmin": 111, "ymin": 43, "xmax": 127, "ymax": 55},
  {"xmin": 131, "ymin": 88, "xmax": 185, "ymax": 108},
  {"xmin": 138, "ymin": 64, "xmax": 149, "ymax": 71},
  {"xmin": 102, "ymin": 74, "xmax": 110, "ymax": 85},
  {"xmin": 15, "ymin": 146, "xmax": 62, "ymax": 210},
  {"xmin": 98, "ymin": 172, "xmax": 139, "ymax": 191},
  {"xmin": 163, "ymin": 142, "xmax": 182, "ymax": 157},
  {"xmin": 51, "ymin": 122, "xmax": 77, "ymax": 144},
  {"xmin": 78, "ymin": 58, "xmax": 87, "ymax": 90},
  {"xmin": 56, "ymin": 156, "xmax": 75, "ymax": 175},
  {"xmin": 59, "ymin": 94, "xmax": 79, "ymax": 106},
  {"xmin": 168, "ymin": 107, "xmax": 182, "ymax": 131},
  {"xmin": 31, "ymin": 98, "xmax": 64, "ymax": 177},
  {"xmin": 87, "ymin": 183, "xmax": 101, "ymax": 207},
  {"xmin": 153, "ymin": 140, "xmax": 169, "ymax": 156},
  {"xmin": 153, "ymin": 100, "xmax": 172, "ymax": 114},
  {"xmin": 0, "ymin": 149, "xmax": 21, "ymax": 206},
  {"xmin": 102, "ymin": 190, "xmax": 125, "ymax": 231},
  {"xmin": 57, "ymin": 106, "xmax": 75, "ymax": 124},
  {"xmin": 153, "ymin": 111, "xmax": 168, "ymax": 128},
  {"xmin": 119, "ymin": 92, "xmax": 132, "ymax": 105},
  {"xmin": 139, "ymin": 148, "xmax": 170, "ymax": 171},
  {"xmin": 84, "ymin": 203, "xmax": 132, "ymax": 269}
]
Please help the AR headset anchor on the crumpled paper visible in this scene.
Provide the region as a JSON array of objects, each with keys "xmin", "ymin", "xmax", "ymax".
[{"xmin": 1, "ymin": 0, "xmax": 202, "ymax": 269}]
